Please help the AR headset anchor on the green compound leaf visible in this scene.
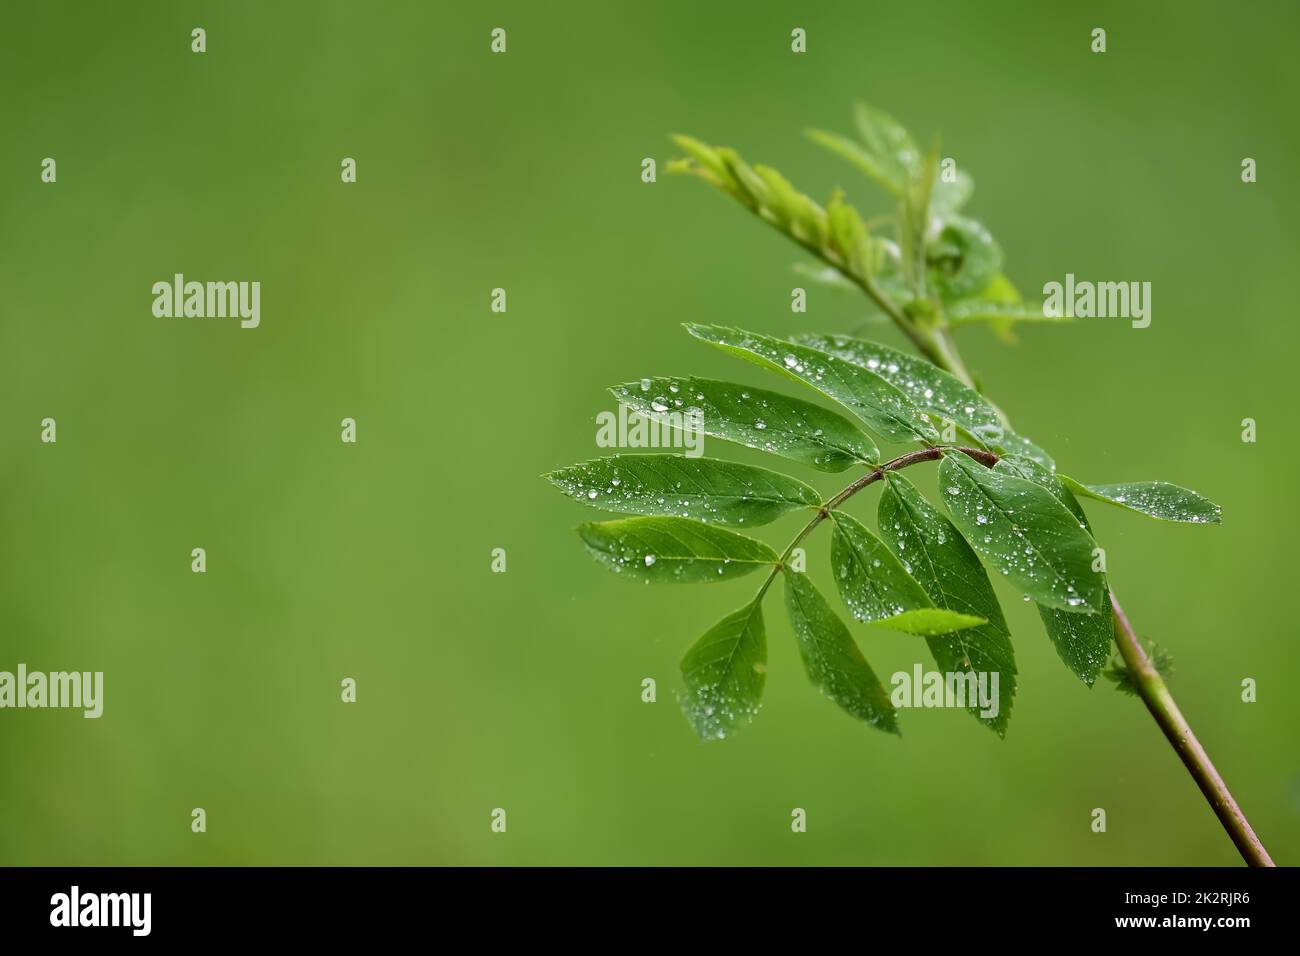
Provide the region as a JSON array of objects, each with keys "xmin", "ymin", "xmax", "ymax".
[
  {"xmin": 878, "ymin": 473, "xmax": 1016, "ymax": 734},
  {"xmin": 793, "ymin": 333, "xmax": 1005, "ymax": 448},
  {"xmin": 610, "ymin": 376, "xmax": 878, "ymax": 472},
  {"xmin": 829, "ymin": 511, "xmax": 983, "ymax": 635},
  {"xmin": 546, "ymin": 455, "xmax": 821, "ymax": 527},
  {"xmin": 679, "ymin": 599, "xmax": 767, "ymax": 740},
  {"xmin": 994, "ymin": 456, "xmax": 1115, "ymax": 685},
  {"xmin": 792, "ymin": 332, "xmax": 1055, "ymax": 468},
  {"xmin": 684, "ymin": 324, "xmax": 939, "ymax": 443},
  {"xmin": 766, "ymin": 326, "xmax": 1057, "ymax": 472},
  {"xmin": 576, "ymin": 516, "xmax": 778, "ymax": 584},
  {"xmin": 783, "ymin": 569, "xmax": 899, "ymax": 734},
  {"xmin": 939, "ymin": 452, "xmax": 1106, "ymax": 613},
  {"xmin": 1058, "ymin": 477, "xmax": 1223, "ymax": 525}
]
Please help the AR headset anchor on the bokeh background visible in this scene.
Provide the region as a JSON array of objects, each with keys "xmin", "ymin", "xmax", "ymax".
[{"xmin": 1, "ymin": 0, "xmax": 1296, "ymax": 865}]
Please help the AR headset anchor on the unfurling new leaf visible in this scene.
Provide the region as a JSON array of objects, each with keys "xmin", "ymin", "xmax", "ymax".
[{"xmin": 927, "ymin": 216, "xmax": 1003, "ymax": 301}]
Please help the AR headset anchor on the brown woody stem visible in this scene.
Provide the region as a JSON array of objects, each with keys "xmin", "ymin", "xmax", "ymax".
[{"xmin": 1110, "ymin": 592, "xmax": 1275, "ymax": 866}]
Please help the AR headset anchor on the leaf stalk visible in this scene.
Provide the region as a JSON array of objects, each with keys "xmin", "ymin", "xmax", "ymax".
[{"xmin": 754, "ymin": 445, "xmax": 995, "ymax": 602}]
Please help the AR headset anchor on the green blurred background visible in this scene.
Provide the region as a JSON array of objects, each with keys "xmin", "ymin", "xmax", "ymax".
[{"xmin": 1, "ymin": 0, "xmax": 1296, "ymax": 865}]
